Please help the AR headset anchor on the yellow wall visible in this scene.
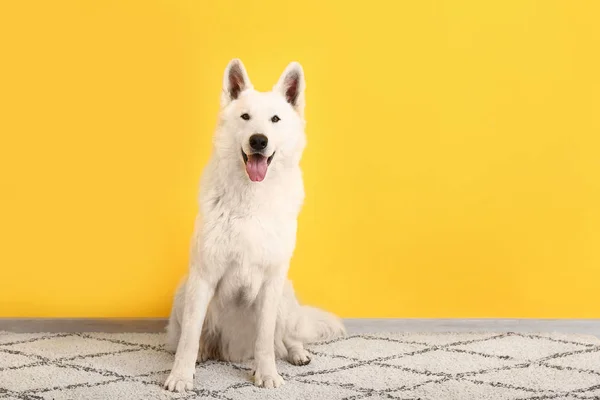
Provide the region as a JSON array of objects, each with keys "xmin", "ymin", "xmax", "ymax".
[{"xmin": 1, "ymin": 1, "xmax": 599, "ymax": 318}]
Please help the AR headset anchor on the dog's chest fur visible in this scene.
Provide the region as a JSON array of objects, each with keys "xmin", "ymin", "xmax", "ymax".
[{"xmin": 199, "ymin": 166, "xmax": 303, "ymax": 306}]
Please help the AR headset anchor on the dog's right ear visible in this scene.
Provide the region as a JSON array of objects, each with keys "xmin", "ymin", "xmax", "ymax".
[{"xmin": 221, "ymin": 59, "xmax": 253, "ymax": 107}]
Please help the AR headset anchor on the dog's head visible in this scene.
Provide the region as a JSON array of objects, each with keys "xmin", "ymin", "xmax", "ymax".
[{"xmin": 214, "ymin": 59, "xmax": 306, "ymax": 183}]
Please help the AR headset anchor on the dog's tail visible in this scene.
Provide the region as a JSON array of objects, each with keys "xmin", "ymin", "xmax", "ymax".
[{"xmin": 291, "ymin": 306, "xmax": 346, "ymax": 343}]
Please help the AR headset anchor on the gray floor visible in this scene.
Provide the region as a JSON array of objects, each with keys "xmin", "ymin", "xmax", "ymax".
[
  {"xmin": 344, "ymin": 319, "xmax": 600, "ymax": 337},
  {"xmin": 1, "ymin": 318, "xmax": 599, "ymax": 337}
]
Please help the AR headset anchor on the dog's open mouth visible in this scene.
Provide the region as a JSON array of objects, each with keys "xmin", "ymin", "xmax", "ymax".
[{"xmin": 242, "ymin": 150, "xmax": 274, "ymax": 182}]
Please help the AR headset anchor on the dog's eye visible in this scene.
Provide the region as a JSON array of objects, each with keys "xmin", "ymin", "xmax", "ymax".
[
  {"xmin": 271, "ymin": 115, "xmax": 280, "ymax": 123},
  {"xmin": 241, "ymin": 113, "xmax": 251, "ymax": 121}
]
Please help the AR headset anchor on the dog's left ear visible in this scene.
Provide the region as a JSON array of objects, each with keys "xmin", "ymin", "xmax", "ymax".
[{"xmin": 274, "ymin": 62, "xmax": 305, "ymax": 116}]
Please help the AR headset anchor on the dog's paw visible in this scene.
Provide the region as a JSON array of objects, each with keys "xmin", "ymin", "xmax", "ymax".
[
  {"xmin": 288, "ymin": 349, "xmax": 311, "ymax": 366},
  {"xmin": 253, "ymin": 367, "xmax": 284, "ymax": 389},
  {"xmin": 164, "ymin": 369, "xmax": 193, "ymax": 392}
]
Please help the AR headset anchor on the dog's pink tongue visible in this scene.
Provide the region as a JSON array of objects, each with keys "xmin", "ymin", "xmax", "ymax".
[{"xmin": 246, "ymin": 154, "xmax": 268, "ymax": 182}]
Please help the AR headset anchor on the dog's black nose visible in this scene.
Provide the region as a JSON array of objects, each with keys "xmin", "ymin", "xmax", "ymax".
[{"xmin": 249, "ymin": 134, "xmax": 268, "ymax": 151}]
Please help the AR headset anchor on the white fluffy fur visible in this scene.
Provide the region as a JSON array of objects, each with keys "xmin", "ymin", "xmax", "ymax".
[{"xmin": 164, "ymin": 59, "xmax": 346, "ymax": 392}]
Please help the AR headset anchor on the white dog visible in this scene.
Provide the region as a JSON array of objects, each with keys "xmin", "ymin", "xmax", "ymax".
[{"xmin": 164, "ymin": 59, "xmax": 346, "ymax": 392}]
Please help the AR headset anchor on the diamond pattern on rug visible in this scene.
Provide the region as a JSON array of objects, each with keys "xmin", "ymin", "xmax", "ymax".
[
  {"xmin": 0, "ymin": 364, "xmax": 114, "ymax": 392},
  {"xmin": 0, "ymin": 351, "xmax": 39, "ymax": 369},
  {"xmin": 225, "ymin": 380, "xmax": 360, "ymax": 400},
  {"xmin": 38, "ymin": 379, "xmax": 188, "ymax": 400},
  {"xmin": 0, "ymin": 331, "xmax": 599, "ymax": 400},
  {"xmin": 390, "ymin": 378, "xmax": 542, "ymax": 400},
  {"xmin": 310, "ymin": 336, "xmax": 426, "ymax": 360},
  {"xmin": 543, "ymin": 346, "xmax": 600, "ymax": 374},
  {"xmin": 7, "ymin": 334, "xmax": 133, "ymax": 360},
  {"xmin": 303, "ymin": 363, "xmax": 437, "ymax": 391},
  {"xmin": 534, "ymin": 332, "xmax": 600, "ymax": 346},
  {"xmin": 452, "ymin": 334, "xmax": 588, "ymax": 360},
  {"xmin": 381, "ymin": 348, "xmax": 519, "ymax": 374},
  {"xmin": 68, "ymin": 348, "xmax": 174, "ymax": 376},
  {"xmin": 577, "ymin": 386, "xmax": 600, "ymax": 399},
  {"xmin": 0, "ymin": 332, "xmax": 62, "ymax": 345},
  {"xmin": 373, "ymin": 332, "xmax": 502, "ymax": 346},
  {"xmin": 472, "ymin": 363, "xmax": 600, "ymax": 392},
  {"xmin": 85, "ymin": 332, "xmax": 166, "ymax": 348}
]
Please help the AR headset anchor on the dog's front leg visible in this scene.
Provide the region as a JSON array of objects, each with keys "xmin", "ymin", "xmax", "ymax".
[
  {"xmin": 253, "ymin": 272, "xmax": 285, "ymax": 389},
  {"xmin": 164, "ymin": 267, "xmax": 214, "ymax": 392}
]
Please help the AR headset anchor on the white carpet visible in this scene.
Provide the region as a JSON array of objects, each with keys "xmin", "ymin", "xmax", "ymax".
[{"xmin": 1, "ymin": 331, "xmax": 599, "ymax": 399}]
